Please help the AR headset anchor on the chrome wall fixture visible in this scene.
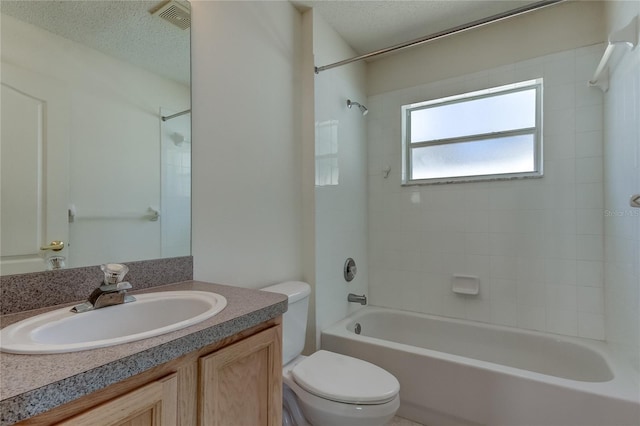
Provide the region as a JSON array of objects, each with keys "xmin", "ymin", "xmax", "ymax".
[
  {"xmin": 161, "ymin": 109, "xmax": 191, "ymax": 121},
  {"xmin": 347, "ymin": 99, "xmax": 368, "ymax": 116},
  {"xmin": 347, "ymin": 293, "xmax": 367, "ymax": 305},
  {"xmin": 344, "ymin": 258, "xmax": 357, "ymax": 281},
  {"xmin": 354, "ymin": 322, "xmax": 362, "ymax": 334}
]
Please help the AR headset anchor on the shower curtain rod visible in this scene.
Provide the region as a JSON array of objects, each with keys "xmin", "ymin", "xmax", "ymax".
[
  {"xmin": 161, "ymin": 109, "xmax": 191, "ymax": 121},
  {"xmin": 314, "ymin": 0, "xmax": 565, "ymax": 74}
]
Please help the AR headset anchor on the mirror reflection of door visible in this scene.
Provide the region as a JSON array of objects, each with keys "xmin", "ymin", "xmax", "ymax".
[
  {"xmin": 1, "ymin": 2, "xmax": 191, "ymax": 275},
  {"xmin": 1, "ymin": 62, "xmax": 70, "ymax": 274}
]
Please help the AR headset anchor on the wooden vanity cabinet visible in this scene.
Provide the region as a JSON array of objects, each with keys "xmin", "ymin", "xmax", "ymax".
[
  {"xmin": 55, "ymin": 374, "xmax": 178, "ymax": 426},
  {"xmin": 18, "ymin": 319, "xmax": 282, "ymax": 426},
  {"xmin": 199, "ymin": 325, "xmax": 282, "ymax": 426}
]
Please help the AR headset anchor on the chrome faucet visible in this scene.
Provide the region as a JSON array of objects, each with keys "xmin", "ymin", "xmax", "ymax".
[
  {"xmin": 348, "ymin": 293, "xmax": 367, "ymax": 305},
  {"xmin": 71, "ymin": 264, "xmax": 136, "ymax": 313}
]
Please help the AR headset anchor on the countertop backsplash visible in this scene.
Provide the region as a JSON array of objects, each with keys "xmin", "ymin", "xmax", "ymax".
[{"xmin": 0, "ymin": 256, "xmax": 193, "ymax": 315}]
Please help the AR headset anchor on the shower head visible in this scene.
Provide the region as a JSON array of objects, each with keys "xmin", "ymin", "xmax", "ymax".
[{"xmin": 347, "ymin": 99, "xmax": 368, "ymax": 116}]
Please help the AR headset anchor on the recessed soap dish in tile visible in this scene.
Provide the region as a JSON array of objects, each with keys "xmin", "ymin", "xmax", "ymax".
[{"xmin": 452, "ymin": 274, "xmax": 480, "ymax": 295}]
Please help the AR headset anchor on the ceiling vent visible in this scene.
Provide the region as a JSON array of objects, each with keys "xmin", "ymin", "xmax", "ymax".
[{"xmin": 151, "ymin": 0, "xmax": 191, "ymax": 30}]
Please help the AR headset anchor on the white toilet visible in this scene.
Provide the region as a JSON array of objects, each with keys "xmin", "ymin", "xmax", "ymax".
[{"xmin": 262, "ymin": 281, "xmax": 400, "ymax": 426}]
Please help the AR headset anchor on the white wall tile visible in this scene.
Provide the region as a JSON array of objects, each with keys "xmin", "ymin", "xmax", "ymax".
[
  {"xmin": 546, "ymin": 308, "xmax": 578, "ymax": 336},
  {"xmin": 544, "ymin": 55, "xmax": 576, "ymax": 87},
  {"xmin": 576, "ymin": 209, "xmax": 604, "ymax": 235},
  {"xmin": 577, "ymin": 285, "xmax": 604, "ymax": 314},
  {"xmin": 544, "ymin": 234, "xmax": 577, "ymax": 260},
  {"xmin": 367, "ymin": 45, "xmax": 607, "ymax": 339},
  {"xmin": 491, "ymin": 278, "xmax": 518, "ymax": 303},
  {"xmin": 545, "ymin": 133, "xmax": 576, "ymax": 160},
  {"xmin": 544, "ymin": 108, "xmax": 576, "ymax": 136},
  {"xmin": 578, "ymin": 312, "xmax": 605, "ymax": 340},
  {"xmin": 465, "ymin": 209, "xmax": 490, "ymax": 233},
  {"xmin": 490, "ymin": 256, "xmax": 519, "ymax": 280},
  {"xmin": 575, "ymin": 104, "xmax": 603, "ymax": 133},
  {"xmin": 518, "ymin": 305, "xmax": 546, "ymax": 331},
  {"xmin": 574, "ymin": 46, "xmax": 603, "ymax": 82},
  {"xmin": 575, "ymin": 83, "xmax": 603, "ymax": 108},
  {"xmin": 547, "ymin": 185, "xmax": 577, "ymax": 210},
  {"xmin": 517, "ymin": 280, "xmax": 547, "ymax": 308},
  {"xmin": 576, "ymin": 183, "xmax": 603, "ymax": 209},
  {"xmin": 465, "ymin": 298, "xmax": 492, "ymax": 323},
  {"xmin": 491, "ymin": 301, "xmax": 518, "ymax": 326},
  {"xmin": 313, "ymin": 12, "xmax": 368, "ymax": 346},
  {"xmin": 576, "ymin": 157, "xmax": 603, "ymax": 183},
  {"xmin": 545, "ymin": 284, "xmax": 578, "ymax": 311},
  {"xmin": 545, "ymin": 83, "xmax": 575, "ymax": 111},
  {"xmin": 603, "ymin": 0, "xmax": 640, "ymax": 370},
  {"xmin": 576, "ymin": 234, "xmax": 604, "ymax": 261},
  {"xmin": 545, "ymin": 259, "xmax": 577, "ymax": 286},
  {"xmin": 442, "ymin": 292, "xmax": 467, "ymax": 319},
  {"xmin": 490, "ymin": 233, "xmax": 520, "ymax": 257},
  {"xmin": 576, "ymin": 260, "xmax": 604, "ymax": 287},
  {"xmin": 464, "ymin": 233, "xmax": 490, "ymax": 256}
]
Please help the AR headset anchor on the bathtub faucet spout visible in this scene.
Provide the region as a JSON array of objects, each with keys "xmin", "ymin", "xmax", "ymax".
[{"xmin": 348, "ymin": 293, "xmax": 367, "ymax": 305}]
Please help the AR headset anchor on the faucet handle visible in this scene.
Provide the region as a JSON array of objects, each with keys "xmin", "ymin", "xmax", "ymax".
[
  {"xmin": 101, "ymin": 263, "xmax": 129, "ymax": 284},
  {"xmin": 97, "ymin": 281, "xmax": 132, "ymax": 293},
  {"xmin": 116, "ymin": 281, "xmax": 132, "ymax": 291}
]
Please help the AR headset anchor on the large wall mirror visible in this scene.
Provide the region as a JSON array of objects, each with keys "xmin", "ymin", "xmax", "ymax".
[{"xmin": 0, "ymin": 1, "xmax": 191, "ymax": 275}]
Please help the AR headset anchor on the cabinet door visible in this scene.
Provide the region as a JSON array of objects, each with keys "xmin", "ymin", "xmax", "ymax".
[
  {"xmin": 199, "ymin": 326, "xmax": 282, "ymax": 426},
  {"xmin": 55, "ymin": 373, "xmax": 178, "ymax": 426}
]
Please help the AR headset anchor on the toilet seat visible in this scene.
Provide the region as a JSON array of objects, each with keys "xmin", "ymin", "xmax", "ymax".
[{"xmin": 292, "ymin": 350, "xmax": 400, "ymax": 405}]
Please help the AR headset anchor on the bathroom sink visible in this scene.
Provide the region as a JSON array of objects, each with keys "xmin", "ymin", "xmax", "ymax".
[{"xmin": 0, "ymin": 291, "xmax": 227, "ymax": 354}]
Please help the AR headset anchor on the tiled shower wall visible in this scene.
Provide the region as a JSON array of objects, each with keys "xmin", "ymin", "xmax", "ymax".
[
  {"xmin": 367, "ymin": 45, "xmax": 606, "ymax": 339},
  {"xmin": 603, "ymin": 1, "xmax": 640, "ymax": 371},
  {"xmin": 313, "ymin": 12, "xmax": 369, "ymax": 348}
]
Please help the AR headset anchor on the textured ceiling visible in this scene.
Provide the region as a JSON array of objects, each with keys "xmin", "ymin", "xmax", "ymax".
[
  {"xmin": 293, "ymin": 0, "xmax": 541, "ymax": 56},
  {"xmin": 2, "ymin": 0, "xmax": 543, "ymax": 85},
  {"xmin": 0, "ymin": 0, "xmax": 190, "ymax": 86}
]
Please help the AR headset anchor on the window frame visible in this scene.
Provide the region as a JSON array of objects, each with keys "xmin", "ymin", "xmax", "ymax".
[{"xmin": 401, "ymin": 79, "xmax": 543, "ymax": 185}]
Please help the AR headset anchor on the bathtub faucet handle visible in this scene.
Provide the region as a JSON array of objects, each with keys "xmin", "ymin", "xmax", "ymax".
[{"xmin": 348, "ymin": 293, "xmax": 367, "ymax": 305}]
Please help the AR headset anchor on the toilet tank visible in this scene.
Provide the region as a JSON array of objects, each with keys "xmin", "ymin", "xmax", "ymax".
[{"xmin": 262, "ymin": 281, "xmax": 311, "ymax": 365}]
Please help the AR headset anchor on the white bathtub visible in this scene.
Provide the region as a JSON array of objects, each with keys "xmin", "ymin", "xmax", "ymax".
[{"xmin": 321, "ymin": 306, "xmax": 640, "ymax": 426}]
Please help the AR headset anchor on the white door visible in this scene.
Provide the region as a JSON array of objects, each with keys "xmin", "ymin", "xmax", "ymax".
[{"xmin": 1, "ymin": 62, "xmax": 70, "ymax": 275}]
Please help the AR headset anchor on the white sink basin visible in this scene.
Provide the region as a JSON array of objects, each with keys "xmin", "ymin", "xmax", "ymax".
[{"xmin": 0, "ymin": 291, "xmax": 227, "ymax": 354}]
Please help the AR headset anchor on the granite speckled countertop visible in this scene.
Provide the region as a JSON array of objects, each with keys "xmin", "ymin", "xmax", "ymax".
[{"xmin": 0, "ymin": 280, "xmax": 288, "ymax": 426}]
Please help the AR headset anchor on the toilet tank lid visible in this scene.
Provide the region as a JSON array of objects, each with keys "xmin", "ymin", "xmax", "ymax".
[{"xmin": 262, "ymin": 281, "xmax": 310, "ymax": 304}]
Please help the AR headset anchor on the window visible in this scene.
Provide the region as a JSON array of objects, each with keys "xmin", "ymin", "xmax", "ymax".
[{"xmin": 401, "ymin": 79, "xmax": 543, "ymax": 184}]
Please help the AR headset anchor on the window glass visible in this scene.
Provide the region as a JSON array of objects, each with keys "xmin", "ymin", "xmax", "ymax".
[
  {"xmin": 402, "ymin": 79, "xmax": 542, "ymax": 184},
  {"xmin": 410, "ymin": 89, "xmax": 537, "ymax": 142},
  {"xmin": 411, "ymin": 134, "xmax": 535, "ymax": 180}
]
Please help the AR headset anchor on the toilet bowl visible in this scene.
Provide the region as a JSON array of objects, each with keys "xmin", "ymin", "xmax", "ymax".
[
  {"xmin": 261, "ymin": 281, "xmax": 400, "ymax": 426},
  {"xmin": 283, "ymin": 352, "xmax": 400, "ymax": 426}
]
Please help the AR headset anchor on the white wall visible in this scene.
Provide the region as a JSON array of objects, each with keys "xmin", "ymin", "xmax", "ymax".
[
  {"xmin": 603, "ymin": 1, "xmax": 640, "ymax": 372},
  {"xmin": 366, "ymin": 3, "xmax": 607, "ymax": 338},
  {"xmin": 301, "ymin": 9, "xmax": 318, "ymax": 354},
  {"xmin": 312, "ymin": 13, "xmax": 369, "ymax": 347},
  {"xmin": 1, "ymin": 14, "xmax": 189, "ymax": 268},
  {"xmin": 368, "ymin": 1, "xmax": 604, "ymax": 95},
  {"xmin": 191, "ymin": 1, "xmax": 303, "ymax": 288}
]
